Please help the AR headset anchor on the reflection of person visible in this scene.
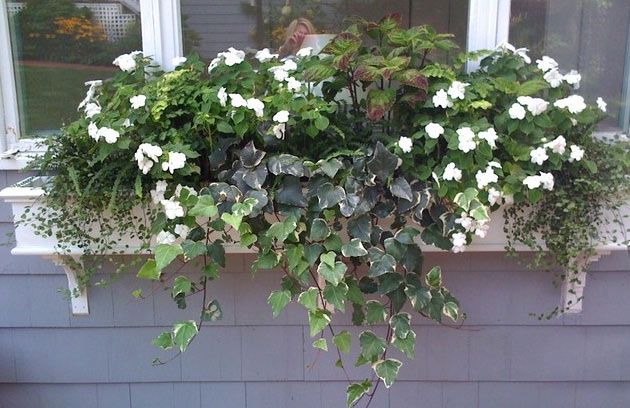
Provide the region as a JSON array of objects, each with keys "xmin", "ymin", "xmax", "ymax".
[{"xmin": 278, "ymin": 18, "xmax": 316, "ymax": 57}]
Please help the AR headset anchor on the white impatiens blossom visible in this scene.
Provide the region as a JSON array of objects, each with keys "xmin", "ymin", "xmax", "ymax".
[
  {"xmin": 217, "ymin": 87, "xmax": 228, "ymax": 107},
  {"xmin": 84, "ymin": 102, "xmax": 101, "ymax": 118},
  {"xmin": 516, "ymin": 96, "xmax": 548, "ymax": 116},
  {"xmin": 456, "ymin": 127, "xmax": 477, "ymax": 153},
  {"xmin": 270, "ymin": 66, "xmax": 289, "ymax": 82},
  {"xmin": 296, "ymin": 47, "xmax": 313, "ymax": 58},
  {"xmin": 554, "ymin": 95, "xmax": 586, "ymax": 114},
  {"xmin": 77, "ymin": 79, "xmax": 102, "ymax": 111},
  {"xmin": 597, "ymin": 97, "xmax": 607, "ymax": 112},
  {"xmin": 496, "ymin": 42, "xmax": 531, "ymax": 63},
  {"xmin": 280, "ymin": 59, "xmax": 298, "ymax": 72},
  {"xmin": 88, "ymin": 122, "xmax": 99, "ymax": 140},
  {"xmin": 135, "ymin": 143, "xmax": 163, "ymax": 174},
  {"xmin": 208, "ymin": 57, "xmax": 221, "ymax": 73},
  {"xmin": 543, "ymin": 69, "xmax": 564, "ymax": 88},
  {"xmin": 455, "ymin": 213, "xmax": 474, "ymax": 232},
  {"xmin": 160, "ymin": 198, "xmax": 185, "ymax": 220},
  {"xmin": 218, "ymin": 47, "xmax": 245, "ymax": 66},
  {"xmin": 451, "ymin": 232, "xmax": 467, "ymax": 253},
  {"xmin": 536, "ymin": 56, "xmax": 558, "ymax": 72},
  {"xmin": 273, "ymin": 123, "xmax": 286, "ymax": 139},
  {"xmin": 568, "ymin": 144, "xmax": 585, "ymax": 162},
  {"xmin": 150, "ymin": 180, "xmax": 168, "ymax": 204},
  {"xmin": 474, "ymin": 221, "xmax": 490, "ymax": 238},
  {"xmin": 522, "ymin": 172, "xmax": 554, "ymax": 190},
  {"xmin": 475, "ymin": 166, "xmax": 499, "ymax": 189},
  {"xmin": 530, "ymin": 147, "xmax": 549, "ymax": 165},
  {"xmin": 162, "ymin": 152, "xmax": 187, "ymax": 174},
  {"xmin": 130, "ymin": 95, "xmax": 146, "ymax": 109},
  {"xmin": 539, "ymin": 172, "xmax": 554, "ymax": 190},
  {"xmin": 487, "ymin": 187, "xmax": 503, "ymax": 206},
  {"xmin": 255, "ymin": 48, "xmax": 278, "ymax": 62},
  {"xmin": 156, "ymin": 230, "xmax": 177, "ymax": 245},
  {"xmin": 508, "ymin": 103, "xmax": 526, "ymax": 120},
  {"xmin": 563, "ymin": 70, "xmax": 581, "ymax": 88},
  {"xmin": 432, "ymin": 89, "xmax": 452, "ymax": 109},
  {"xmin": 425, "ymin": 122, "xmax": 444, "ymax": 139},
  {"xmin": 229, "ymin": 93, "xmax": 247, "ymax": 108},
  {"xmin": 523, "ymin": 175, "xmax": 542, "ymax": 189},
  {"xmin": 447, "ymin": 81, "xmax": 469, "ymax": 100},
  {"xmin": 544, "ymin": 135, "xmax": 566, "ymax": 155},
  {"xmin": 398, "ymin": 136, "xmax": 413, "ymax": 153},
  {"xmin": 286, "ymin": 76, "xmax": 302, "ymax": 92},
  {"xmin": 172, "ymin": 56, "xmax": 187, "ymax": 67},
  {"xmin": 442, "ymin": 162, "xmax": 462, "ymax": 182},
  {"xmin": 113, "ymin": 52, "xmax": 140, "ymax": 72},
  {"xmin": 246, "ymin": 98, "xmax": 265, "ymax": 117},
  {"xmin": 96, "ymin": 127, "xmax": 120, "ymax": 144},
  {"xmin": 174, "ymin": 224, "xmax": 190, "ymax": 239},
  {"xmin": 478, "ymin": 127, "xmax": 498, "ymax": 149},
  {"xmin": 273, "ymin": 110, "xmax": 290, "ymax": 123}
]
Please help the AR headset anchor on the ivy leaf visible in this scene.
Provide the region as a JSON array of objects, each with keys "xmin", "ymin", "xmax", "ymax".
[
  {"xmin": 137, "ymin": 259, "xmax": 159, "ymax": 280},
  {"xmin": 377, "ymin": 273, "xmax": 403, "ymax": 295},
  {"xmin": 390, "ymin": 177, "xmax": 413, "ymax": 201},
  {"xmin": 304, "ymin": 244, "xmax": 324, "ymax": 266},
  {"xmin": 323, "ymin": 282, "xmax": 348, "ymax": 312},
  {"xmin": 367, "ymin": 252, "xmax": 396, "ymax": 277},
  {"xmin": 308, "ymin": 309, "xmax": 331, "ymax": 337},
  {"xmin": 373, "ymin": 358, "xmax": 402, "ymax": 388},
  {"xmin": 155, "ymin": 244, "xmax": 183, "ymax": 271},
  {"xmin": 443, "ymin": 301, "xmax": 460, "ymax": 322},
  {"xmin": 152, "ymin": 331, "xmax": 174, "ymax": 350},
  {"xmin": 207, "ymin": 241, "xmax": 226, "ymax": 267},
  {"xmin": 389, "ymin": 312, "xmax": 411, "ymax": 339},
  {"xmin": 201, "ymin": 299, "xmax": 223, "ymax": 321},
  {"xmin": 318, "ymin": 259, "xmax": 348, "ymax": 286},
  {"xmin": 309, "ymin": 218, "xmax": 331, "ymax": 241},
  {"xmin": 240, "ymin": 141, "xmax": 266, "ymax": 168},
  {"xmin": 172, "ymin": 276, "xmax": 192, "ymax": 297},
  {"xmin": 181, "ymin": 240, "xmax": 207, "ymax": 260},
  {"xmin": 404, "ymin": 275, "xmax": 432, "ymax": 311},
  {"xmin": 268, "ymin": 154, "xmax": 305, "ymax": 177},
  {"xmin": 172, "ymin": 320, "xmax": 198, "ymax": 352},
  {"xmin": 453, "ymin": 187, "xmax": 478, "ymax": 212},
  {"xmin": 252, "ymin": 251, "xmax": 280, "ymax": 272},
  {"xmin": 346, "ymin": 381, "xmax": 371, "ymax": 407},
  {"xmin": 317, "ymin": 182, "xmax": 346, "ymax": 209},
  {"xmin": 267, "ymin": 215, "xmax": 298, "ymax": 243},
  {"xmin": 367, "ymin": 142, "xmax": 398, "ymax": 181},
  {"xmin": 221, "ymin": 212, "xmax": 243, "ymax": 231},
  {"xmin": 392, "ymin": 329, "xmax": 416, "ymax": 359},
  {"xmin": 333, "ymin": 330, "xmax": 352, "ymax": 354},
  {"xmin": 365, "ymin": 300, "xmax": 387, "ymax": 324},
  {"xmin": 359, "ymin": 331, "xmax": 386, "ymax": 361},
  {"xmin": 313, "ymin": 338, "xmax": 328, "ymax": 351},
  {"xmin": 188, "ymin": 195, "xmax": 218, "ymax": 217},
  {"xmin": 275, "ymin": 175, "xmax": 307, "ymax": 207},
  {"xmin": 298, "ymin": 287, "xmax": 319, "ymax": 311},
  {"xmin": 347, "ymin": 215, "xmax": 372, "ymax": 242},
  {"xmin": 425, "ymin": 266, "xmax": 442, "ymax": 288},
  {"xmin": 341, "ymin": 238, "xmax": 368, "ymax": 257},
  {"xmin": 267, "ymin": 290, "xmax": 292, "ymax": 318}
]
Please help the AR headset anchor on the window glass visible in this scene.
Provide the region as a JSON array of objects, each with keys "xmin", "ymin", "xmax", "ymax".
[
  {"xmin": 510, "ymin": 0, "xmax": 630, "ymax": 131},
  {"xmin": 180, "ymin": 0, "xmax": 468, "ymax": 60},
  {"xmin": 6, "ymin": 0, "xmax": 142, "ymax": 136}
]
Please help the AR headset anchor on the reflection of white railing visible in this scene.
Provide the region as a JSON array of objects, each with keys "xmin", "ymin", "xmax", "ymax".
[{"xmin": 7, "ymin": 2, "xmax": 138, "ymax": 41}]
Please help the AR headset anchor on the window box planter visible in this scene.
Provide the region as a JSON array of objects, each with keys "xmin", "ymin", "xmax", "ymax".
[{"xmin": 1, "ymin": 176, "xmax": 625, "ymax": 316}]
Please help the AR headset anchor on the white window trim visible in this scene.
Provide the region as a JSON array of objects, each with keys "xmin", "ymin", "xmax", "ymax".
[
  {"xmin": 466, "ymin": 0, "xmax": 511, "ymax": 71},
  {"xmin": 140, "ymin": 0, "xmax": 183, "ymax": 72},
  {"xmin": 0, "ymin": 0, "xmax": 20, "ymax": 152}
]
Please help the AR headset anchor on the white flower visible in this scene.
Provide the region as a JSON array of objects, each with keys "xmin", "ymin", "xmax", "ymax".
[
  {"xmin": 544, "ymin": 69, "xmax": 563, "ymax": 88},
  {"xmin": 478, "ymin": 127, "xmax": 498, "ymax": 149},
  {"xmin": 286, "ymin": 76, "xmax": 302, "ymax": 92},
  {"xmin": 130, "ymin": 95, "xmax": 146, "ymax": 109},
  {"xmin": 96, "ymin": 127, "xmax": 120, "ymax": 144},
  {"xmin": 456, "ymin": 127, "xmax": 476, "ymax": 153},
  {"xmin": 273, "ymin": 123, "xmax": 286, "ymax": 139},
  {"xmin": 270, "ymin": 67, "xmax": 289, "ymax": 82},
  {"xmin": 432, "ymin": 89, "xmax": 452, "ymax": 109},
  {"xmin": 77, "ymin": 80, "xmax": 102, "ymax": 110},
  {"xmin": 255, "ymin": 48, "xmax": 278, "ymax": 62},
  {"xmin": 544, "ymin": 135, "xmax": 566, "ymax": 155},
  {"xmin": 135, "ymin": 143, "xmax": 163, "ymax": 174},
  {"xmin": 425, "ymin": 122, "xmax": 444, "ymax": 139},
  {"xmin": 398, "ymin": 136, "xmax": 413, "ymax": 153},
  {"xmin": 487, "ymin": 161, "xmax": 502, "ymax": 169},
  {"xmin": 172, "ymin": 56, "xmax": 187, "ymax": 67},
  {"xmin": 517, "ymin": 96, "xmax": 548, "ymax": 116},
  {"xmin": 451, "ymin": 232, "xmax": 467, "ymax": 253},
  {"xmin": 474, "ymin": 221, "xmax": 490, "ymax": 238},
  {"xmin": 273, "ymin": 110, "xmax": 290, "ymax": 123},
  {"xmin": 487, "ymin": 187, "xmax": 502, "ymax": 206},
  {"xmin": 84, "ymin": 102, "xmax": 101, "ymax": 118},
  {"xmin": 447, "ymin": 81, "xmax": 469, "ymax": 100},
  {"xmin": 218, "ymin": 47, "xmax": 245, "ymax": 66},
  {"xmin": 151, "ymin": 180, "xmax": 168, "ymax": 204},
  {"xmin": 539, "ymin": 172, "xmax": 554, "ymax": 190},
  {"xmin": 208, "ymin": 57, "xmax": 221, "ymax": 73},
  {"xmin": 523, "ymin": 175, "xmax": 542, "ymax": 189},
  {"xmin": 162, "ymin": 152, "xmax": 187, "ymax": 174},
  {"xmin": 455, "ymin": 213, "xmax": 474, "ymax": 231},
  {"xmin": 246, "ymin": 98, "xmax": 265, "ymax": 117},
  {"xmin": 174, "ymin": 224, "xmax": 190, "ymax": 239},
  {"xmin": 508, "ymin": 103, "xmax": 526, "ymax": 120},
  {"xmin": 530, "ymin": 147, "xmax": 548, "ymax": 165},
  {"xmin": 554, "ymin": 95, "xmax": 586, "ymax": 114},
  {"xmin": 475, "ymin": 166, "xmax": 498, "ymax": 189},
  {"xmin": 123, "ymin": 118, "xmax": 133, "ymax": 128},
  {"xmin": 281, "ymin": 59, "xmax": 298, "ymax": 71},
  {"xmin": 160, "ymin": 198, "xmax": 185, "ymax": 220},
  {"xmin": 596, "ymin": 97, "xmax": 607, "ymax": 112},
  {"xmin": 497, "ymin": 42, "xmax": 531, "ymax": 63},
  {"xmin": 229, "ymin": 93, "xmax": 247, "ymax": 108},
  {"xmin": 536, "ymin": 56, "xmax": 558, "ymax": 72},
  {"xmin": 88, "ymin": 122, "xmax": 99, "ymax": 140},
  {"xmin": 296, "ymin": 47, "xmax": 313, "ymax": 57},
  {"xmin": 442, "ymin": 162, "xmax": 462, "ymax": 182},
  {"xmin": 563, "ymin": 70, "xmax": 581, "ymax": 88},
  {"xmin": 217, "ymin": 87, "xmax": 228, "ymax": 107},
  {"xmin": 568, "ymin": 144, "xmax": 584, "ymax": 162},
  {"xmin": 113, "ymin": 52, "xmax": 139, "ymax": 72},
  {"xmin": 156, "ymin": 230, "xmax": 177, "ymax": 245}
]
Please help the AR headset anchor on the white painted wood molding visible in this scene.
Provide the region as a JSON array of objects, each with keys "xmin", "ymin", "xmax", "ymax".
[
  {"xmin": 560, "ymin": 251, "xmax": 611, "ymax": 314},
  {"xmin": 44, "ymin": 254, "xmax": 89, "ymax": 316}
]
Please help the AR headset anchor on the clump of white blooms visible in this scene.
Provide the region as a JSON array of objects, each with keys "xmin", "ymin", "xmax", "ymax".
[
  {"xmin": 398, "ymin": 136, "xmax": 413, "ymax": 153},
  {"xmin": 508, "ymin": 103, "xmax": 526, "ymax": 120},
  {"xmin": 150, "ymin": 180, "xmax": 168, "ymax": 204},
  {"xmin": 273, "ymin": 110, "xmax": 290, "ymax": 123},
  {"xmin": 77, "ymin": 80, "xmax": 102, "ymax": 111},
  {"xmin": 475, "ymin": 164, "xmax": 499, "ymax": 189},
  {"xmin": 88, "ymin": 122, "xmax": 98, "ymax": 140},
  {"xmin": 84, "ymin": 102, "xmax": 101, "ymax": 119},
  {"xmin": 543, "ymin": 69, "xmax": 564, "ymax": 88},
  {"xmin": 156, "ymin": 230, "xmax": 177, "ymax": 245},
  {"xmin": 487, "ymin": 187, "xmax": 503, "ymax": 206},
  {"xmin": 246, "ymin": 98, "xmax": 265, "ymax": 117},
  {"xmin": 522, "ymin": 172, "xmax": 554, "ymax": 190},
  {"xmin": 135, "ymin": 143, "xmax": 163, "ymax": 174},
  {"xmin": 113, "ymin": 51, "xmax": 141, "ymax": 72},
  {"xmin": 130, "ymin": 95, "xmax": 146, "ymax": 109},
  {"xmin": 529, "ymin": 146, "xmax": 549, "ymax": 165},
  {"xmin": 596, "ymin": 97, "xmax": 607, "ymax": 112},
  {"xmin": 425, "ymin": 122, "xmax": 444, "ymax": 139},
  {"xmin": 172, "ymin": 56, "xmax": 187, "ymax": 67},
  {"xmin": 174, "ymin": 224, "xmax": 190, "ymax": 239},
  {"xmin": 442, "ymin": 162, "xmax": 462, "ymax": 182},
  {"xmin": 450, "ymin": 232, "xmax": 467, "ymax": 253},
  {"xmin": 568, "ymin": 144, "xmax": 585, "ymax": 162},
  {"xmin": 255, "ymin": 48, "xmax": 278, "ymax": 63},
  {"xmin": 229, "ymin": 93, "xmax": 247, "ymax": 108},
  {"xmin": 447, "ymin": 81, "xmax": 469, "ymax": 100},
  {"xmin": 217, "ymin": 87, "xmax": 228, "ymax": 107},
  {"xmin": 554, "ymin": 95, "xmax": 586, "ymax": 114},
  {"xmin": 218, "ymin": 47, "xmax": 245, "ymax": 67},
  {"xmin": 160, "ymin": 198, "xmax": 185, "ymax": 220},
  {"xmin": 286, "ymin": 76, "xmax": 302, "ymax": 92},
  {"xmin": 516, "ymin": 96, "xmax": 548, "ymax": 116},
  {"xmin": 96, "ymin": 127, "xmax": 120, "ymax": 144},
  {"xmin": 296, "ymin": 47, "xmax": 313, "ymax": 58},
  {"xmin": 273, "ymin": 124, "xmax": 286, "ymax": 139},
  {"xmin": 162, "ymin": 152, "xmax": 187, "ymax": 174},
  {"xmin": 456, "ymin": 127, "xmax": 476, "ymax": 153},
  {"xmin": 478, "ymin": 127, "xmax": 498, "ymax": 149},
  {"xmin": 496, "ymin": 42, "xmax": 531, "ymax": 63},
  {"xmin": 563, "ymin": 70, "xmax": 581, "ymax": 89},
  {"xmin": 432, "ymin": 89, "xmax": 453, "ymax": 109},
  {"xmin": 543, "ymin": 135, "xmax": 566, "ymax": 155}
]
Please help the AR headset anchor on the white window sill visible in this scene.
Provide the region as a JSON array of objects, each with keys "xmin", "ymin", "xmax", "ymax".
[{"xmin": 0, "ymin": 138, "xmax": 46, "ymax": 170}]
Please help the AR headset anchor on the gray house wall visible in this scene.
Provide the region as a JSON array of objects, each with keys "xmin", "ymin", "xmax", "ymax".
[{"xmin": 0, "ymin": 168, "xmax": 629, "ymax": 408}]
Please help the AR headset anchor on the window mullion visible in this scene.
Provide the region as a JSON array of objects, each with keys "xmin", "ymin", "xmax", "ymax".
[
  {"xmin": 140, "ymin": 0, "xmax": 183, "ymax": 71},
  {"xmin": 0, "ymin": 0, "xmax": 20, "ymax": 150}
]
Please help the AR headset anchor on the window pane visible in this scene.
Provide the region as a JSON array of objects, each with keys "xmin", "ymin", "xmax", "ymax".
[
  {"xmin": 510, "ymin": 0, "xmax": 630, "ymax": 131},
  {"xmin": 180, "ymin": 0, "xmax": 468, "ymax": 59},
  {"xmin": 6, "ymin": 0, "xmax": 142, "ymax": 136}
]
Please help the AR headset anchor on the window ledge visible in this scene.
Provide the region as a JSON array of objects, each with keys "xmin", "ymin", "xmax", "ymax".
[{"xmin": 0, "ymin": 138, "xmax": 46, "ymax": 170}]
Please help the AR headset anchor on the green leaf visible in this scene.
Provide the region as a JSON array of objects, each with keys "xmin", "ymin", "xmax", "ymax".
[
  {"xmin": 267, "ymin": 290, "xmax": 292, "ymax": 318},
  {"xmin": 367, "ymin": 142, "xmax": 398, "ymax": 181},
  {"xmin": 392, "ymin": 329, "xmax": 416, "ymax": 358},
  {"xmin": 333, "ymin": 330, "xmax": 352, "ymax": 354},
  {"xmin": 341, "ymin": 238, "xmax": 368, "ymax": 257},
  {"xmin": 346, "ymin": 278, "xmax": 366, "ymax": 305},
  {"xmin": 309, "ymin": 218, "xmax": 331, "ymax": 241},
  {"xmin": 323, "ymin": 282, "xmax": 348, "ymax": 312},
  {"xmin": 267, "ymin": 215, "xmax": 298, "ymax": 243},
  {"xmin": 172, "ymin": 320, "xmax": 198, "ymax": 352},
  {"xmin": 359, "ymin": 331, "xmax": 386, "ymax": 361},
  {"xmin": 346, "ymin": 381, "xmax": 371, "ymax": 407},
  {"xmin": 314, "ymin": 115, "xmax": 330, "ymax": 131},
  {"xmin": 137, "ymin": 259, "xmax": 159, "ymax": 280},
  {"xmin": 389, "ymin": 313, "xmax": 411, "ymax": 339},
  {"xmin": 443, "ymin": 301, "xmax": 460, "ymax": 321},
  {"xmin": 252, "ymin": 251, "xmax": 280, "ymax": 271},
  {"xmin": 453, "ymin": 187, "xmax": 478, "ymax": 212},
  {"xmin": 298, "ymin": 287, "xmax": 319, "ymax": 311},
  {"xmin": 201, "ymin": 299, "xmax": 223, "ymax": 321},
  {"xmin": 367, "ymin": 252, "xmax": 396, "ymax": 277},
  {"xmin": 221, "ymin": 212, "xmax": 243, "ymax": 230},
  {"xmin": 308, "ymin": 309, "xmax": 331, "ymax": 337},
  {"xmin": 188, "ymin": 195, "xmax": 218, "ymax": 217},
  {"xmin": 313, "ymin": 338, "xmax": 328, "ymax": 351},
  {"xmin": 172, "ymin": 276, "xmax": 192, "ymax": 297},
  {"xmin": 404, "ymin": 275, "xmax": 432, "ymax": 311},
  {"xmin": 206, "ymin": 241, "xmax": 226, "ymax": 267},
  {"xmin": 365, "ymin": 300, "xmax": 387, "ymax": 324},
  {"xmin": 181, "ymin": 240, "xmax": 207, "ymax": 260},
  {"xmin": 152, "ymin": 331, "xmax": 174, "ymax": 350},
  {"xmin": 318, "ymin": 259, "xmax": 348, "ymax": 286},
  {"xmin": 155, "ymin": 244, "xmax": 183, "ymax": 271},
  {"xmin": 373, "ymin": 358, "xmax": 402, "ymax": 388},
  {"xmin": 425, "ymin": 266, "xmax": 442, "ymax": 288}
]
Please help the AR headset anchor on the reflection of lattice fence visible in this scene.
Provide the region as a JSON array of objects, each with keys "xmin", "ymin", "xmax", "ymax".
[{"xmin": 7, "ymin": 2, "xmax": 138, "ymax": 41}]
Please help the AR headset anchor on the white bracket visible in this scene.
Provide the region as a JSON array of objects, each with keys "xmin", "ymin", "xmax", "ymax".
[
  {"xmin": 560, "ymin": 251, "xmax": 610, "ymax": 314},
  {"xmin": 45, "ymin": 254, "xmax": 89, "ymax": 316}
]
